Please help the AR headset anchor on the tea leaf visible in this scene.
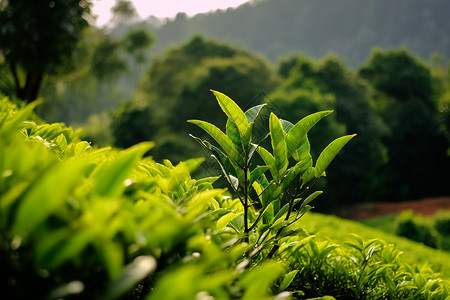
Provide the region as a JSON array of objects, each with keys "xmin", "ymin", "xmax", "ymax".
[
  {"xmin": 92, "ymin": 142, "xmax": 153, "ymax": 197},
  {"xmin": 12, "ymin": 159, "xmax": 86, "ymax": 236},
  {"xmin": 286, "ymin": 111, "xmax": 332, "ymax": 158},
  {"xmin": 269, "ymin": 113, "xmax": 288, "ymax": 179},
  {"xmin": 212, "ymin": 90, "xmax": 248, "ymax": 137},
  {"xmin": 188, "ymin": 120, "xmax": 243, "ymax": 166},
  {"xmin": 279, "ymin": 270, "xmax": 299, "ymax": 291},
  {"xmin": 314, "ymin": 134, "xmax": 356, "ymax": 178}
]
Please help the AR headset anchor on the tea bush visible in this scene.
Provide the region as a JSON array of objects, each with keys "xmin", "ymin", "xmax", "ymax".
[
  {"xmin": 1, "ymin": 93, "xmax": 449, "ymax": 299},
  {"xmin": 395, "ymin": 211, "xmax": 439, "ymax": 248},
  {"xmin": 434, "ymin": 211, "xmax": 450, "ymax": 251}
]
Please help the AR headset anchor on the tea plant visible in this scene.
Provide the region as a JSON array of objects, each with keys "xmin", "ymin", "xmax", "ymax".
[
  {"xmin": 189, "ymin": 90, "xmax": 355, "ymax": 260},
  {"xmin": 280, "ymin": 233, "xmax": 450, "ymax": 299}
]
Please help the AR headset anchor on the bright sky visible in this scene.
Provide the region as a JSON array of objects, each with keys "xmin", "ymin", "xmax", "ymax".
[{"xmin": 91, "ymin": 0, "xmax": 251, "ymax": 26}]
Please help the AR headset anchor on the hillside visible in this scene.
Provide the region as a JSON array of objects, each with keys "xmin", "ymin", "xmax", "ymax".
[{"xmin": 146, "ymin": 0, "xmax": 450, "ymax": 67}]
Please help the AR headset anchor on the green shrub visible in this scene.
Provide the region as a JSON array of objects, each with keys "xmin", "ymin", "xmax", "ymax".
[
  {"xmin": 283, "ymin": 234, "xmax": 449, "ymax": 299},
  {"xmin": 434, "ymin": 211, "xmax": 450, "ymax": 236},
  {"xmin": 433, "ymin": 211, "xmax": 450, "ymax": 251},
  {"xmin": 395, "ymin": 211, "xmax": 439, "ymax": 249}
]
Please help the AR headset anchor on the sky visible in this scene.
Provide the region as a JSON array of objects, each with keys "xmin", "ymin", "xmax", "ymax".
[{"xmin": 91, "ymin": 0, "xmax": 251, "ymax": 26}]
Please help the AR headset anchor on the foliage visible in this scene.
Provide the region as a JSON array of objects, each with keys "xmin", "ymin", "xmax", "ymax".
[
  {"xmin": 1, "ymin": 94, "xmax": 449, "ymax": 299},
  {"xmin": 92, "ymin": 28, "xmax": 154, "ymax": 81},
  {"xmin": 111, "ymin": 100, "xmax": 154, "ymax": 148},
  {"xmin": 364, "ymin": 210, "xmax": 450, "ymax": 252},
  {"xmin": 359, "ymin": 49, "xmax": 450, "ymax": 201},
  {"xmin": 270, "ymin": 55, "xmax": 388, "ymax": 206},
  {"xmin": 301, "ymin": 212, "xmax": 450, "ymax": 278},
  {"xmin": 434, "ymin": 211, "xmax": 450, "ymax": 251},
  {"xmin": 395, "ymin": 211, "xmax": 439, "ymax": 249},
  {"xmin": 434, "ymin": 211, "xmax": 450, "ymax": 236},
  {"xmin": 113, "ymin": 36, "xmax": 277, "ymax": 161},
  {"xmin": 189, "ymin": 90, "xmax": 355, "ymax": 250},
  {"xmin": 110, "ymin": 0, "xmax": 139, "ymax": 25},
  {"xmin": 0, "ymin": 95, "xmax": 287, "ymax": 299},
  {"xmin": 0, "ymin": 0, "xmax": 92, "ymax": 102},
  {"xmin": 188, "ymin": 91, "xmax": 450, "ymax": 299},
  {"xmin": 286, "ymin": 235, "xmax": 449, "ymax": 299},
  {"xmin": 38, "ymin": 25, "xmax": 154, "ymax": 126}
]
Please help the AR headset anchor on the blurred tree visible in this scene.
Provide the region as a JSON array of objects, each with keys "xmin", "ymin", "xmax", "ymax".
[
  {"xmin": 274, "ymin": 55, "xmax": 388, "ymax": 207},
  {"xmin": 114, "ymin": 36, "xmax": 277, "ymax": 162},
  {"xmin": 0, "ymin": 0, "xmax": 92, "ymax": 103},
  {"xmin": 91, "ymin": 36, "xmax": 128, "ymax": 81},
  {"xmin": 111, "ymin": 101, "xmax": 154, "ymax": 148},
  {"xmin": 124, "ymin": 29, "xmax": 155, "ymax": 63},
  {"xmin": 37, "ymin": 26, "xmax": 154, "ymax": 128},
  {"xmin": 430, "ymin": 53, "xmax": 450, "ymax": 154},
  {"xmin": 359, "ymin": 48, "xmax": 450, "ymax": 200},
  {"xmin": 359, "ymin": 48, "xmax": 433, "ymax": 106},
  {"xmin": 110, "ymin": 0, "xmax": 139, "ymax": 25}
]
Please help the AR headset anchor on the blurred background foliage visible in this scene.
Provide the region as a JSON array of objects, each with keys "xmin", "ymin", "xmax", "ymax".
[{"xmin": 1, "ymin": 0, "xmax": 450, "ymax": 211}]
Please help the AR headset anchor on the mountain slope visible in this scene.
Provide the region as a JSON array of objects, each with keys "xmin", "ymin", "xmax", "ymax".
[{"xmin": 148, "ymin": 0, "xmax": 450, "ymax": 66}]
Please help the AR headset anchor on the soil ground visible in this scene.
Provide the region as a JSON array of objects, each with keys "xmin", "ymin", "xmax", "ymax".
[{"xmin": 336, "ymin": 197, "xmax": 450, "ymax": 221}]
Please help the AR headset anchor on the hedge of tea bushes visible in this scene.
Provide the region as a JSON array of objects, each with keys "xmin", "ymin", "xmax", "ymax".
[{"xmin": 1, "ymin": 96, "xmax": 449, "ymax": 300}]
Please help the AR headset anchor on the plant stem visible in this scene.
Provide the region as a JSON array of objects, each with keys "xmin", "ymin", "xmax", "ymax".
[{"xmin": 243, "ymin": 165, "xmax": 249, "ymax": 243}]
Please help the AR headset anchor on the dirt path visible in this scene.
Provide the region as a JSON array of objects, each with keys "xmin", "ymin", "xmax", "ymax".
[{"xmin": 336, "ymin": 197, "xmax": 450, "ymax": 221}]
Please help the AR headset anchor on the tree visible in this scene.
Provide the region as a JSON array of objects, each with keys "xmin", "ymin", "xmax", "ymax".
[
  {"xmin": 359, "ymin": 48, "xmax": 450, "ymax": 200},
  {"xmin": 274, "ymin": 55, "xmax": 389, "ymax": 206},
  {"xmin": 110, "ymin": 0, "xmax": 139, "ymax": 25},
  {"xmin": 115, "ymin": 36, "xmax": 277, "ymax": 162},
  {"xmin": 0, "ymin": 0, "xmax": 91, "ymax": 103}
]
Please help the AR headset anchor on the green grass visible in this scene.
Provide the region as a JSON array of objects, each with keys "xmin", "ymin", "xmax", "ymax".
[{"xmin": 298, "ymin": 212, "xmax": 450, "ymax": 278}]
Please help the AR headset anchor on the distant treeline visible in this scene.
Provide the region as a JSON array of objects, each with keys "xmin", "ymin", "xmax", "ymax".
[
  {"xmin": 108, "ymin": 36, "xmax": 450, "ymax": 210},
  {"xmin": 145, "ymin": 0, "xmax": 450, "ymax": 66}
]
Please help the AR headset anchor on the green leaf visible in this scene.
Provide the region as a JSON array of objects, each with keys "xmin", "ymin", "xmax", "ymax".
[
  {"xmin": 217, "ymin": 212, "xmax": 240, "ymax": 230},
  {"xmin": 245, "ymin": 104, "xmax": 267, "ymax": 123},
  {"xmin": 2, "ymin": 100, "xmax": 39, "ymax": 132},
  {"xmin": 239, "ymin": 261, "xmax": 284, "ymax": 300},
  {"xmin": 314, "ymin": 134, "xmax": 356, "ymax": 178},
  {"xmin": 249, "ymin": 166, "xmax": 269, "ymax": 185},
  {"xmin": 229, "ymin": 175, "xmax": 239, "ymax": 191},
  {"xmin": 241, "ymin": 121, "xmax": 253, "ymax": 150},
  {"xmin": 262, "ymin": 202, "xmax": 274, "ymax": 224},
  {"xmin": 292, "ymin": 135, "xmax": 312, "ymax": 165},
  {"xmin": 281, "ymin": 160, "xmax": 308, "ymax": 190},
  {"xmin": 256, "ymin": 146, "xmax": 276, "ymax": 180},
  {"xmin": 300, "ymin": 191, "xmax": 323, "ymax": 210},
  {"xmin": 226, "ymin": 118, "xmax": 242, "ymax": 150},
  {"xmin": 280, "ymin": 119, "xmax": 294, "ymax": 133},
  {"xmin": 300, "ymin": 167, "xmax": 315, "ymax": 187},
  {"xmin": 286, "ymin": 111, "xmax": 333, "ymax": 158},
  {"xmin": 188, "ymin": 120, "xmax": 243, "ymax": 165},
  {"xmin": 269, "ymin": 113, "xmax": 288, "ymax": 179},
  {"xmin": 279, "ymin": 270, "xmax": 299, "ymax": 291},
  {"xmin": 92, "ymin": 142, "xmax": 153, "ymax": 197},
  {"xmin": 211, "ymin": 90, "xmax": 248, "ymax": 137},
  {"xmin": 273, "ymin": 203, "xmax": 290, "ymax": 222},
  {"xmin": 12, "ymin": 159, "xmax": 86, "ymax": 236}
]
